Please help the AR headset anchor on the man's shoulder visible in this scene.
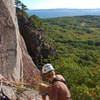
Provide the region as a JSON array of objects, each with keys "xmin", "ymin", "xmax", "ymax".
[
  {"xmin": 56, "ymin": 74, "xmax": 65, "ymax": 81},
  {"xmin": 53, "ymin": 74, "xmax": 67, "ymax": 86}
]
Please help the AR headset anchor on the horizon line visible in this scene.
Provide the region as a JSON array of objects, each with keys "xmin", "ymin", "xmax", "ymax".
[{"xmin": 28, "ymin": 8, "xmax": 100, "ymax": 10}]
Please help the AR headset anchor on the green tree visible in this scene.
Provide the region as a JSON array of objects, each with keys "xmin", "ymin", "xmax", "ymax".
[
  {"xmin": 15, "ymin": 0, "xmax": 28, "ymax": 10},
  {"xmin": 21, "ymin": 3, "xmax": 28, "ymax": 11},
  {"xmin": 15, "ymin": 0, "xmax": 21, "ymax": 8},
  {"xmin": 28, "ymin": 15, "xmax": 42, "ymax": 29},
  {"xmin": 20, "ymin": 3, "xmax": 28, "ymax": 16}
]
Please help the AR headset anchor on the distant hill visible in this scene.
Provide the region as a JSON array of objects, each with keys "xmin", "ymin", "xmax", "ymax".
[
  {"xmin": 43, "ymin": 16, "xmax": 100, "ymax": 99},
  {"xmin": 27, "ymin": 8, "xmax": 100, "ymax": 18}
]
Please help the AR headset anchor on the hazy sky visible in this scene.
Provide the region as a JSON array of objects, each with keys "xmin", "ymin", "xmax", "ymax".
[{"xmin": 21, "ymin": 0, "xmax": 100, "ymax": 9}]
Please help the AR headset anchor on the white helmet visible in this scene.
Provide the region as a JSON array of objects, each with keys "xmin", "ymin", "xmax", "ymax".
[{"xmin": 42, "ymin": 64, "xmax": 54, "ymax": 74}]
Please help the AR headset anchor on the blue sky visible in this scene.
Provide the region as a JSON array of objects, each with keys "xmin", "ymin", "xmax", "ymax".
[{"xmin": 21, "ymin": 0, "xmax": 100, "ymax": 9}]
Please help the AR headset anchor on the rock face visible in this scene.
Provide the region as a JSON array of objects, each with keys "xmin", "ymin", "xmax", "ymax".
[
  {"xmin": 0, "ymin": 0, "xmax": 40, "ymax": 83},
  {"xmin": 2, "ymin": 85, "xmax": 17, "ymax": 100},
  {"xmin": 16, "ymin": 8, "xmax": 57, "ymax": 69}
]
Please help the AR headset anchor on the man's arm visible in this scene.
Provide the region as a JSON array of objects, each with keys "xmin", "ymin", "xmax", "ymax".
[
  {"xmin": 42, "ymin": 95, "xmax": 46, "ymax": 100},
  {"xmin": 39, "ymin": 83, "xmax": 48, "ymax": 100}
]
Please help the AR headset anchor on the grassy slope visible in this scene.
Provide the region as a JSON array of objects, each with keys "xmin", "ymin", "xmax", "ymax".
[{"xmin": 43, "ymin": 16, "xmax": 100, "ymax": 99}]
